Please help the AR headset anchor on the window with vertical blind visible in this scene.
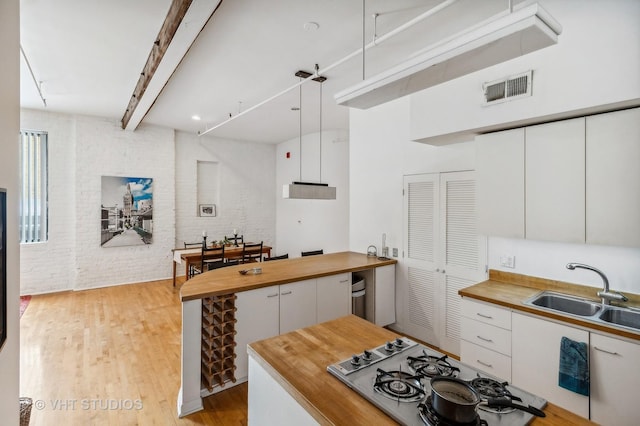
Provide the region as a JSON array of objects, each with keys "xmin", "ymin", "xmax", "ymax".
[{"xmin": 19, "ymin": 130, "xmax": 48, "ymax": 243}]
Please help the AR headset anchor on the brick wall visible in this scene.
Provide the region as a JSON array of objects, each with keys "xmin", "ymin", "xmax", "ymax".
[
  {"xmin": 19, "ymin": 111, "xmax": 278, "ymax": 292},
  {"xmin": 20, "ymin": 110, "xmax": 176, "ymax": 293},
  {"xmin": 175, "ymin": 131, "xmax": 276, "ymax": 263}
]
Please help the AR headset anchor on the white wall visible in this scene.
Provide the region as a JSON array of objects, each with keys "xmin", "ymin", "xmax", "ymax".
[
  {"xmin": 410, "ymin": 0, "xmax": 640, "ymax": 143},
  {"xmin": 276, "ymin": 129, "xmax": 349, "ymax": 258},
  {"xmin": 349, "ymin": 98, "xmax": 476, "ymax": 333},
  {"xmin": 20, "ymin": 110, "xmax": 76, "ymax": 293},
  {"xmin": 348, "ymin": 0, "xmax": 640, "ymax": 334},
  {"xmin": 489, "ymin": 238, "xmax": 640, "ymax": 294},
  {"xmin": 0, "ymin": 0, "xmax": 20, "ymax": 422},
  {"xmin": 20, "ymin": 110, "xmax": 176, "ymax": 293},
  {"xmin": 175, "ymin": 131, "xmax": 276, "ymax": 257}
]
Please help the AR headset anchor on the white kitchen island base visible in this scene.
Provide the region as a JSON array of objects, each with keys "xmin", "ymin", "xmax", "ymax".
[{"xmin": 248, "ymin": 355, "xmax": 319, "ymax": 426}]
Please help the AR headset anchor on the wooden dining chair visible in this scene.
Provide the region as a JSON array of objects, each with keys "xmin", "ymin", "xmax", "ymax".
[
  {"xmin": 229, "ymin": 234, "xmax": 244, "ymax": 246},
  {"xmin": 264, "ymin": 253, "xmax": 288, "ymax": 261},
  {"xmin": 184, "ymin": 241, "xmax": 204, "ymax": 278},
  {"xmin": 241, "ymin": 241, "xmax": 263, "ymax": 263},
  {"xmin": 301, "ymin": 249, "xmax": 323, "ymax": 257},
  {"xmin": 202, "ymin": 245, "xmax": 226, "ymax": 271},
  {"xmin": 189, "ymin": 245, "xmax": 225, "ymax": 279}
]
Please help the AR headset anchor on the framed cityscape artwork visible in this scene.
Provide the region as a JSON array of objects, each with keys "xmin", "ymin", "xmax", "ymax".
[{"xmin": 100, "ymin": 176, "xmax": 153, "ymax": 247}]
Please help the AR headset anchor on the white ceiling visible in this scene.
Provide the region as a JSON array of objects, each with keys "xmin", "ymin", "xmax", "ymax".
[{"xmin": 19, "ymin": 0, "xmax": 518, "ymax": 143}]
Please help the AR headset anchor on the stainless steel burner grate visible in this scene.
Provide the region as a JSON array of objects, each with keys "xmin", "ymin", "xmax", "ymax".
[
  {"xmin": 374, "ymin": 368, "xmax": 425, "ymax": 403},
  {"xmin": 408, "ymin": 351, "xmax": 460, "ymax": 379}
]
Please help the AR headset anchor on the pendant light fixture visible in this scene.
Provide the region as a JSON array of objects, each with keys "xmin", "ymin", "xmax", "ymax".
[{"xmin": 283, "ymin": 65, "xmax": 336, "ymax": 200}]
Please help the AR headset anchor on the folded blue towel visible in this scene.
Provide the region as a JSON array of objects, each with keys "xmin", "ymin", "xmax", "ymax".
[{"xmin": 558, "ymin": 336, "xmax": 589, "ymax": 396}]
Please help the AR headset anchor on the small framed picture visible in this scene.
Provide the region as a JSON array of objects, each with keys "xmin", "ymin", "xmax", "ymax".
[{"xmin": 199, "ymin": 204, "xmax": 216, "ymax": 217}]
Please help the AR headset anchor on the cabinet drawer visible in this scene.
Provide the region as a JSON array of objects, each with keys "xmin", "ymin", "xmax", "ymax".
[
  {"xmin": 461, "ymin": 340, "xmax": 512, "ymax": 382},
  {"xmin": 461, "ymin": 317, "xmax": 511, "ymax": 356},
  {"xmin": 461, "ymin": 298, "xmax": 511, "ymax": 330}
]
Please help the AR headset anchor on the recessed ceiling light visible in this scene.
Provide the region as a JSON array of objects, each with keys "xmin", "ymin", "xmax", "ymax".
[
  {"xmin": 191, "ymin": 115, "xmax": 201, "ymax": 121},
  {"xmin": 303, "ymin": 22, "xmax": 319, "ymax": 31}
]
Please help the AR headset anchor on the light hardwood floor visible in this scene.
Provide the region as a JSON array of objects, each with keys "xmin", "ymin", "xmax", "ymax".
[{"xmin": 20, "ymin": 278, "xmax": 248, "ymax": 425}]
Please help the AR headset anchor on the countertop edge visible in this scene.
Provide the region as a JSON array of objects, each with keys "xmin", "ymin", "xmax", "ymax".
[
  {"xmin": 459, "ymin": 271, "xmax": 640, "ymax": 342},
  {"xmin": 181, "ymin": 252, "xmax": 397, "ymax": 301}
]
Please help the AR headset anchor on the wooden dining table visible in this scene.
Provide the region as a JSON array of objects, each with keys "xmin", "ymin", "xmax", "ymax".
[{"xmin": 171, "ymin": 244, "xmax": 272, "ymax": 286}]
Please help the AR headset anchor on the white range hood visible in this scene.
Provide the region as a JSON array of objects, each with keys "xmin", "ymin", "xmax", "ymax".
[{"xmin": 335, "ymin": 3, "xmax": 562, "ymax": 109}]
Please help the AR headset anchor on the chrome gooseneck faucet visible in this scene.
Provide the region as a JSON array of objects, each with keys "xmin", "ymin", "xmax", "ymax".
[{"xmin": 566, "ymin": 263, "xmax": 628, "ymax": 305}]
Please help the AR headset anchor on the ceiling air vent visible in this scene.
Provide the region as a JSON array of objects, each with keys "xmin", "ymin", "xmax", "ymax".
[{"xmin": 483, "ymin": 70, "xmax": 532, "ymax": 105}]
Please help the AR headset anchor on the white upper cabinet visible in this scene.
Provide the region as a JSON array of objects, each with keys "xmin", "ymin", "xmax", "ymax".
[
  {"xmin": 586, "ymin": 107, "xmax": 640, "ymax": 247},
  {"xmin": 477, "ymin": 107, "xmax": 640, "ymax": 247},
  {"xmin": 525, "ymin": 117, "xmax": 586, "ymax": 243},
  {"xmin": 476, "ymin": 128, "xmax": 525, "ymax": 239}
]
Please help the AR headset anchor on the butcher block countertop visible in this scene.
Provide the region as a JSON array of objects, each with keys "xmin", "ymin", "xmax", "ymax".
[
  {"xmin": 181, "ymin": 251, "xmax": 396, "ymax": 301},
  {"xmin": 459, "ymin": 270, "xmax": 640, "ymax": 342},
  {"xmin": 248, "ymin": 315, "xmax": 594, "ymax": 426}
]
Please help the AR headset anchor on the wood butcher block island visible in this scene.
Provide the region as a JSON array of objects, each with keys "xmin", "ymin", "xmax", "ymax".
[{"xmin": 247, "ymin": 315, "xmax": 594, "ymax": 425}]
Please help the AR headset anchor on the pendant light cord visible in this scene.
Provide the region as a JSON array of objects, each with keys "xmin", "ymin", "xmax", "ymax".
[
  {"xmin": 319, "ymin": 80, "xmax": 323, "ymax": 183},
  {"xmin": 299, "ymin": 77, "xmax": 302, "ymax": 182},
  {"xmin": 362, "ymin": 0, "xmax": 366, "ymax": 80}
]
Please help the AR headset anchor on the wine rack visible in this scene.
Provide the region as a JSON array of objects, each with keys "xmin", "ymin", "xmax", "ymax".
[{"xmin": 201, "ymin": 294, "xmax": 237, "ymax": 391}]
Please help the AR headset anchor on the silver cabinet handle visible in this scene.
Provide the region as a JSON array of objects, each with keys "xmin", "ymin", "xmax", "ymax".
[
  {"xmin": 339, "ymin": 279, "xmax": 350, "ymax": 283},
  {"xmin": 477, "ymin": 360, "xmax": 493, "ymax": 368},
  {"xmin": 476, "ymin": 313, "xmax": 493, "ymax": 319},
  {"xmin": 281, "ymin": 291, "xmax": 292, "ymax": 295},
  {"xmin": 476, "ymin": 335, "xmax": 493, "ymax": 343},
  {"xmin": 593, "ymin": 346, "xmax": 619, "ymax": 356},
  {"xmin": 267, "ymin": 293, "xmax": 278, "ymax": 298}
]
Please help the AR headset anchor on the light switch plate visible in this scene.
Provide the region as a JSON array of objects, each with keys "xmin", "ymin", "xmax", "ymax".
[{"xmin": 500, "ymin": 255, "xmax": 516, "ymax": 268}]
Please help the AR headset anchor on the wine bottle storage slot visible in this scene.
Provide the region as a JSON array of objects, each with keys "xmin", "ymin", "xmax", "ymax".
[{"xmin": 201, "ymin": 294, "xmax": 237, "ymax": 391}]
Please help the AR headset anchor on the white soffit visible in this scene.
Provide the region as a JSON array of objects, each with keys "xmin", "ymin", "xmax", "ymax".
[
  {"xmin": 335, "ymin": 3, "xmax": 562, "ymax": 109},
  {"xmin": 125, "ymin": 0, "xmax": 222, "ymax": 131}
]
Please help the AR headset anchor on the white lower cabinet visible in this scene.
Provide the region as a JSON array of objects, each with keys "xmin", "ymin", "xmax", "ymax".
[
  {"xmin": 372, "ymin": 264, "xmax": 396, "ymax": 327},
  {"xmin": 235, "ymin": 286, "xmax": 281, "ymax": 380},
  {"xmin": 511, "ymin": 312, "xmax": 589, "ymax": 418},
  {"xmin": 590, "ymin": 333, "xmax": 640, "ymax": 426},
  {"xmin": 460, "ymin": 298, "xmax": 512, "ymax": 381},
  {"xmin": 279, "ymin": 279, "xmax": 317, "ymax": 334},
  {"xmin": 236, "ymin": 273, "xmax": 351, "ymax": 381},
  {"xmin": 316, "ymin": 273, "xmax": 351, "ymax": 323}
]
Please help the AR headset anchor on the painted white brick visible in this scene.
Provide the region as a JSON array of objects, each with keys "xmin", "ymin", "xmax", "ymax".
[
  {"xmin": 174, "ymin": 131, "xmax": 276, "ymax": 268},
  {"xmin": 20, "ymin": 110, "xmax": 176, "ymax": 293},
  {"xmin": 19, "ymin": 110, "xmax": 278, "ymax": 291}
]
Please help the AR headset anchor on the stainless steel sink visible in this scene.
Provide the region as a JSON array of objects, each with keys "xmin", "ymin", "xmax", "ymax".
[
  {"xmin": 599, "ymin": 308, "xmax": 640, "ymax": 331},
  {"xmin": 526, "ymin": 291, "xmax": 602, "ymax": 317},
  {"xmin": 524, "ymin": 291, "xmax": 640, "ymax": 334}
]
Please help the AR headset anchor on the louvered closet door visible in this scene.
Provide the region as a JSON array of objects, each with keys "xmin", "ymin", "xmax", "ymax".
[
  {"xmin": 438, "ymin": 171, "xmax": 487, "ymax": 355},
  {"xmin": 403, "ymin": 174, "xmax": 440, "ymax": 345}
]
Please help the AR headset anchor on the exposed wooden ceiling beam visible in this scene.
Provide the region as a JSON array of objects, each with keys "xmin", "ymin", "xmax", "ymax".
[{"xmin": 121, "ymin": 0, "xmax": 193, "ymax": 129}]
